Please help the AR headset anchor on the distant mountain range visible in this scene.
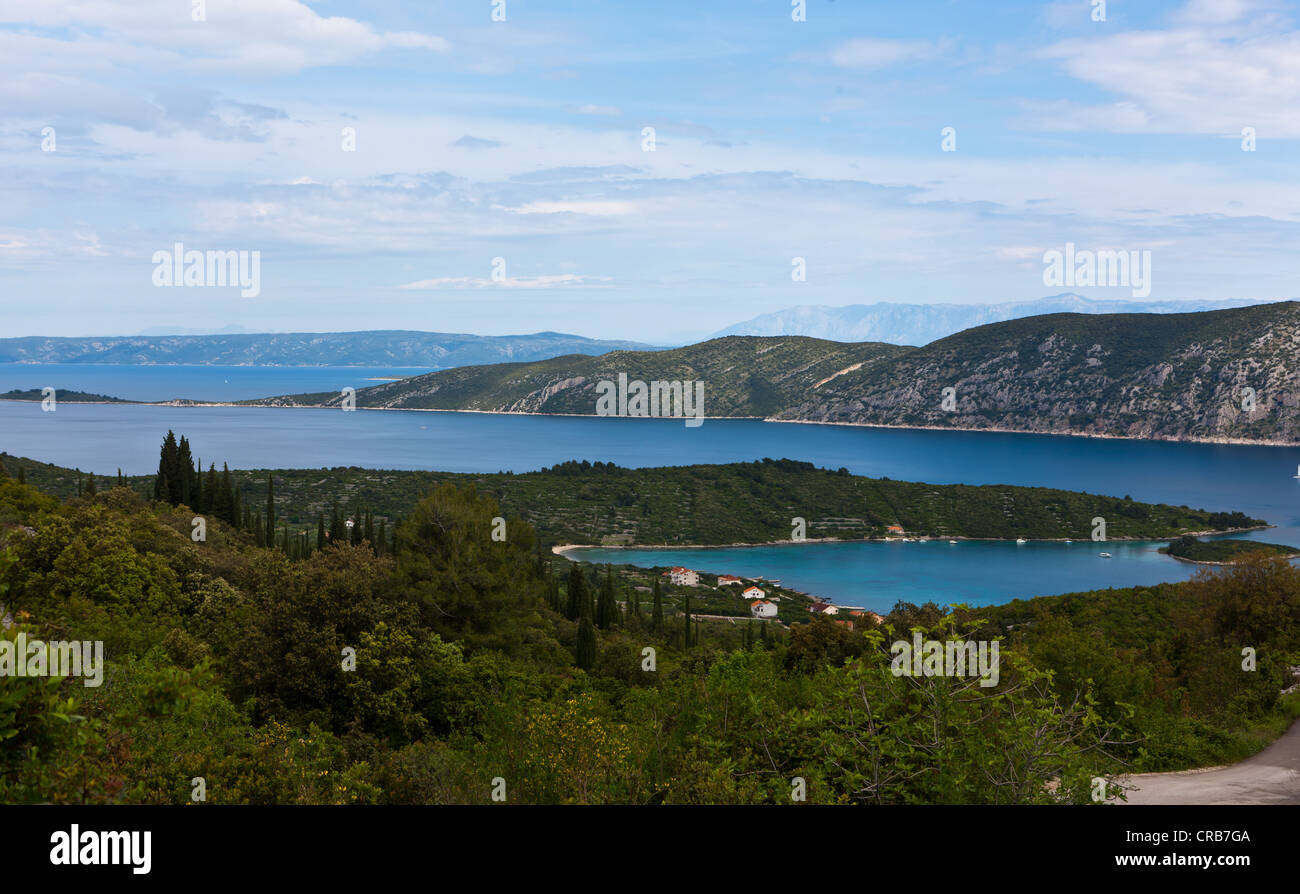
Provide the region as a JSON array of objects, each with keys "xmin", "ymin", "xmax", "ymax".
[
  {"xmin": 712, "ymin": 295, "xmax": 1285, "ymax": 346},
  {"xmin": 0, "ymin": 331, "xmax": 657, "ymax": 368},
  {"xmin": 248, "ymin": 302, "xmax": 1300, "ymax": 444}
]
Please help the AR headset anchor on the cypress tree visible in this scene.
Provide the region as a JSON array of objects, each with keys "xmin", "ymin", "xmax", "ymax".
[
  {"xmin": 265, "ymin": 474, "xmax": 275, "ymax": 540},
  {"xmin": 176, "ymin": 436, "xmax": 194, "ymax": 506},
  {"xmin": 253, "ymin": 513, "xmax": 264, "ymax": 547},
  {"xmin": 75, "ymin": 470, "xmax": 81, "ymax": 498},
  {"xmin": 376, "ymin": 519, "xmax": 386, "ymax": 555},
  {"xmin": 317, "ymin": 515, "xmax": 326, "ymax": 551},
  {"xmin": 595, "ymin": 565, "xmax": 620, "ymax": 629},
  {"xmin": 575, "ymin": 616, "xmax": 597, "ymax": 670},
  {"xmin": 364, "ymin": 509, "xmax": 374, "ymax": 549},
  {"xmin": 651, "ymin": 578, "xmax": 664, "ymax": 630},
  {"xmin": 17, "ymin": 466, "xmax": 25, "ymax": 485},
  {"xmin": 329, "ymin": 504, "xmax": 343, "ymax": 545},
  {"xmin": 350, "ymin": 511, "xmax": 362, "ymax": 546},
  {"xmin": 155, "ymin": 430, "xmax": 178, "ymax": 502},
  {"xmin": 85, "ymin": 474, "xmax": 96, "ymax": 497},
  {"xmin": 629, "ymin": 582, "xmax": 641, "ymax": 624},
  {"xmin": 565, "ymin": 564, "xmax": 587, "ymax": 621},
  {"xmin": 204, "ymin": 463, "xmax": 218, "ymax": 515},
  {"xmin": 232, "ymin": 481, "xmax": 242, "ymax": 530},
  {"xmin": 683, "ymin": 592, "xmax": 692, "ymax": 648}
]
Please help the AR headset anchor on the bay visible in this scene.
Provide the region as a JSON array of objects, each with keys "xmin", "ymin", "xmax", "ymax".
[{"xmin": 4, "ymin": 363, "xmax": 1300, "ymax": 608}]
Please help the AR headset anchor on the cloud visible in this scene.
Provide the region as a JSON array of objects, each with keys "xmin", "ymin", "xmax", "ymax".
[
  {"xmin": 512, "ymin": 200, "xmax": 634, "ymax": 216},
  {"xmin": 828, "ymin": 38, "xmax": 939, "ymax": 70},
  {"xmin": 397, "ymin": 274, "xmax": 613, "ymax": 290},
  {"xmin": 450, "ymin": 134, "xmax": 503, "ymax": 150},
  {"xmin": 573, "ymin": 104, "xmax": 620, "ymax": 116},
  {"xmin": 1038, "ymin": 1, "xmax": 1300, "ymax": 136},
  {"xmin": 0, "ymin": 0, "xmax": 449, "ymax": 75}
]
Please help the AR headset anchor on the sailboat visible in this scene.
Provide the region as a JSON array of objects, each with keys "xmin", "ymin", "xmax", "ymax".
[{"xmin": 1293, "ymin": 465, "xmax": 1300, "ymax": 479}]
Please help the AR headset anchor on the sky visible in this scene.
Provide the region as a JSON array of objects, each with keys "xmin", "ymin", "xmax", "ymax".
[{"xmin": 1, "ymin": 0, "xmax": 1299, "ymax": 342}]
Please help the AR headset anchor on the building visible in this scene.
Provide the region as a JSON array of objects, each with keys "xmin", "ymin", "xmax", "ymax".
[
  {"xmin": 848, "ymin": 609, "xmax": 884, "ymax": 625},
  {"xmin": 667, "ymin": 567, "xmax": 699, "ymax": 586},
  {"xmin": 809, "ymin": 602, "xmax": 840, "ymax": 616},
  {"xmin": 886, "ymin": 525, "xmax": 905, "ymax": 535},
  {"xmin": 833, "ymin": 619, "xmax": 856, "ymax": 631},
  {"xmin": 741, "ymin": 585, "xmax": 765, "ymax": 600},
  {"xmin": 750, "ymin": 600, "xmax": 778, "ymax": 619},
  {"xmin": 717, "ymin": 575, "xmax": 743, "ymax": 586}
]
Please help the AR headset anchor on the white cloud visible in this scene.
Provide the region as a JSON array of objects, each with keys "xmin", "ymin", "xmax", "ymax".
[
  {"xmin": 829, "ymin": 38, "xmax": 938, "ymax": 70},
  {"xmin": 397, "ymin": 274, "xmax": 613, "ymax": 290}
]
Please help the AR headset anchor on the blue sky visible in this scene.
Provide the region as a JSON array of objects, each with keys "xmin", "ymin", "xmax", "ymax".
[{"xmin": 2, "ymin": 0, "xmax": 1299, "ymax": 342}]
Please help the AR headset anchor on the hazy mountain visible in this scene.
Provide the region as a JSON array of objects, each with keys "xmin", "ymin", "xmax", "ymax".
[
  {"xmin": 0, "ymin": 331, "xmax": 658, "ymax": 367},
  {"xmin": 250, "ymin": 302, "xmax": 1300, "ymax": 444},
  {"xmin": 712, "ymin": 295, "xmax": 1284, "ymax": 346}
]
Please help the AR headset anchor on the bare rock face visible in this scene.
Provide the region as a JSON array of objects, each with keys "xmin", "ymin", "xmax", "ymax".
[{"xmin": 775, "ymin": 304, "xmax": 1300, "ymax": 444}]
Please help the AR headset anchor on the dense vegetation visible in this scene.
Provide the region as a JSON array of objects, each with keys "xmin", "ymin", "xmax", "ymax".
[
  {"xmin": 0, "ymin": 389, "xmax": 133, "ymax": 403},
  {"xmin": 1161, "ymin": 535, "xmax": 1300, "ymax": 564},
  {"xmin": 3, "ymin": 452, "xmax": 1264, "ymax": 550},
  {"xmin": 0, "ymin": 447, "xmax": 1297, "ymax": 805}
]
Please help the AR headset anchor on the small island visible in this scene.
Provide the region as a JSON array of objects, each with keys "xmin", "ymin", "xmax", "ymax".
[{"xmin": 1160, "ymin": 535, "xmax": 1300, "ymax": 565}]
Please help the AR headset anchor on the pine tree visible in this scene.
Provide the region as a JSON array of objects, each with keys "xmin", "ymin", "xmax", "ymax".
[
  {"xmin": 575, "ymin": 615, "xmax": 597, "ymax": 670},
  {"xmin": 651, "ymin": 578, "xmax": 664, "ymax": 631},
  {"xmin": 565, "ymin": 564, "xmax": 587, "ymax": 621}
]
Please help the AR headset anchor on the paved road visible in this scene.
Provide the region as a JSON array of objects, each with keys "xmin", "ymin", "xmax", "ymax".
[{"xmin": 1118, "ymin": 720, "xmax": 1300, "ymax": 804}]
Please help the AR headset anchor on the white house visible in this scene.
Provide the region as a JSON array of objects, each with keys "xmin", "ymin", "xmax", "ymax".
[
  {"xmin": 668, "ymin": 567, "xmax": 699, "ymax": 586},
  {"xmin": 750, "ymin": 600, "xmax": 778, "ymax": 619},
  {"xmin": 809, "ymin": 602, "xmax": 840, "ymax": 616},
  {"xmin": 717, "ymin": 575, "xmax": 743, "ymax": 586},
  {"xmin": 741, "ymin": 585, "xmax": 765, "ymax": 600}
]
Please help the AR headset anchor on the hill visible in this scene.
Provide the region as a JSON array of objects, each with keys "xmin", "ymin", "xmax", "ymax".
[
  {"xmin": 4, "ymin": 452, "xmax": 1263, "ymax": 547},
  {"xmin": 713, "ymin": 295, "xmax": 1281, "ymax": 346},
  {"xmin": 0, "ymin": 330, "xmax": 658, "ymax": 368},
  {"xmin": 778, "ymin": 302, "xmax": 1300, "ymax": 441},
  {"xmin": 247, "ymin": 303, "xmax": 1300, "ymax": 443},
  {"xmin": 246, "ymin": 336, "xmax": 909, "ymax": 417}
]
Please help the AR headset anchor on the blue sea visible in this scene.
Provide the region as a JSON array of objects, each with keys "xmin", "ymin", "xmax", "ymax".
[{"xmin": 3, "ymin": 364, "xmax": 1299, "ymax": 610}]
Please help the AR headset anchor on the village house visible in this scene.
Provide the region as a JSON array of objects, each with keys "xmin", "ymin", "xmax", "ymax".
[
  {"xmin": 717, "ymin": 575, "xmax": 743, "ymax": 586},
  {"xmin": 741, "ymin": 585, "xmax": 765, "ymax": 600},
  {"xmin": 809, "ymin": 602, "xmax": 839, "ymax": 616},
  {"xmin": 833, "ymin": 619, "xmax": 856, "ymax": 631},
  {"xmin": 886, "ymin": 525, "xmax": 905, "ymax": 535},
  {"xmin": 848, "ymin": 609, "xmax": 884, "ymax": 625},
  {"xmin": 750, "ymin": 600, "xmax": 778, "ymax": 619},
  {"xmin": 667, "ymin": 567, "xmax": 699, "ymax": 586}
]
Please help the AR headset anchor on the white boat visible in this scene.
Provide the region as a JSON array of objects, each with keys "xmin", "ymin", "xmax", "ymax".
[
  {"xmin": 1016, "ymin": 538, "xmax": 1027, "ymax": 544},
  {"xmin": 1065, "ymin": 539, "xmax": 1072, "ymax": 543},
  {"xmin": 1293, "ymin": 465, "xmax": 1300, "ymax": 479},
  {"xmin": 1099, "ymin": 552, "xmax": 1112, "ymax": 558},
  {"xmin": 948, "ymin": 540, "xmax": 958, "ymax": 544}
]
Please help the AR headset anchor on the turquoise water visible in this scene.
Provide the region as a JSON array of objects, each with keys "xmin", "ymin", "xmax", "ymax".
[{"xmin": 3, "ymin": 365, "xmax": 1300, "ymax": 607}]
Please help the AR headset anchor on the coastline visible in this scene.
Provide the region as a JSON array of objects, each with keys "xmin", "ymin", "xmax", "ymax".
[
  {"xmin": 552, "ymin": 525, "xmax": 1272, "ymax": 555},
  {"xmin": 3, "ymin": 395, "xmax": 1298, "ymax": 447}
]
